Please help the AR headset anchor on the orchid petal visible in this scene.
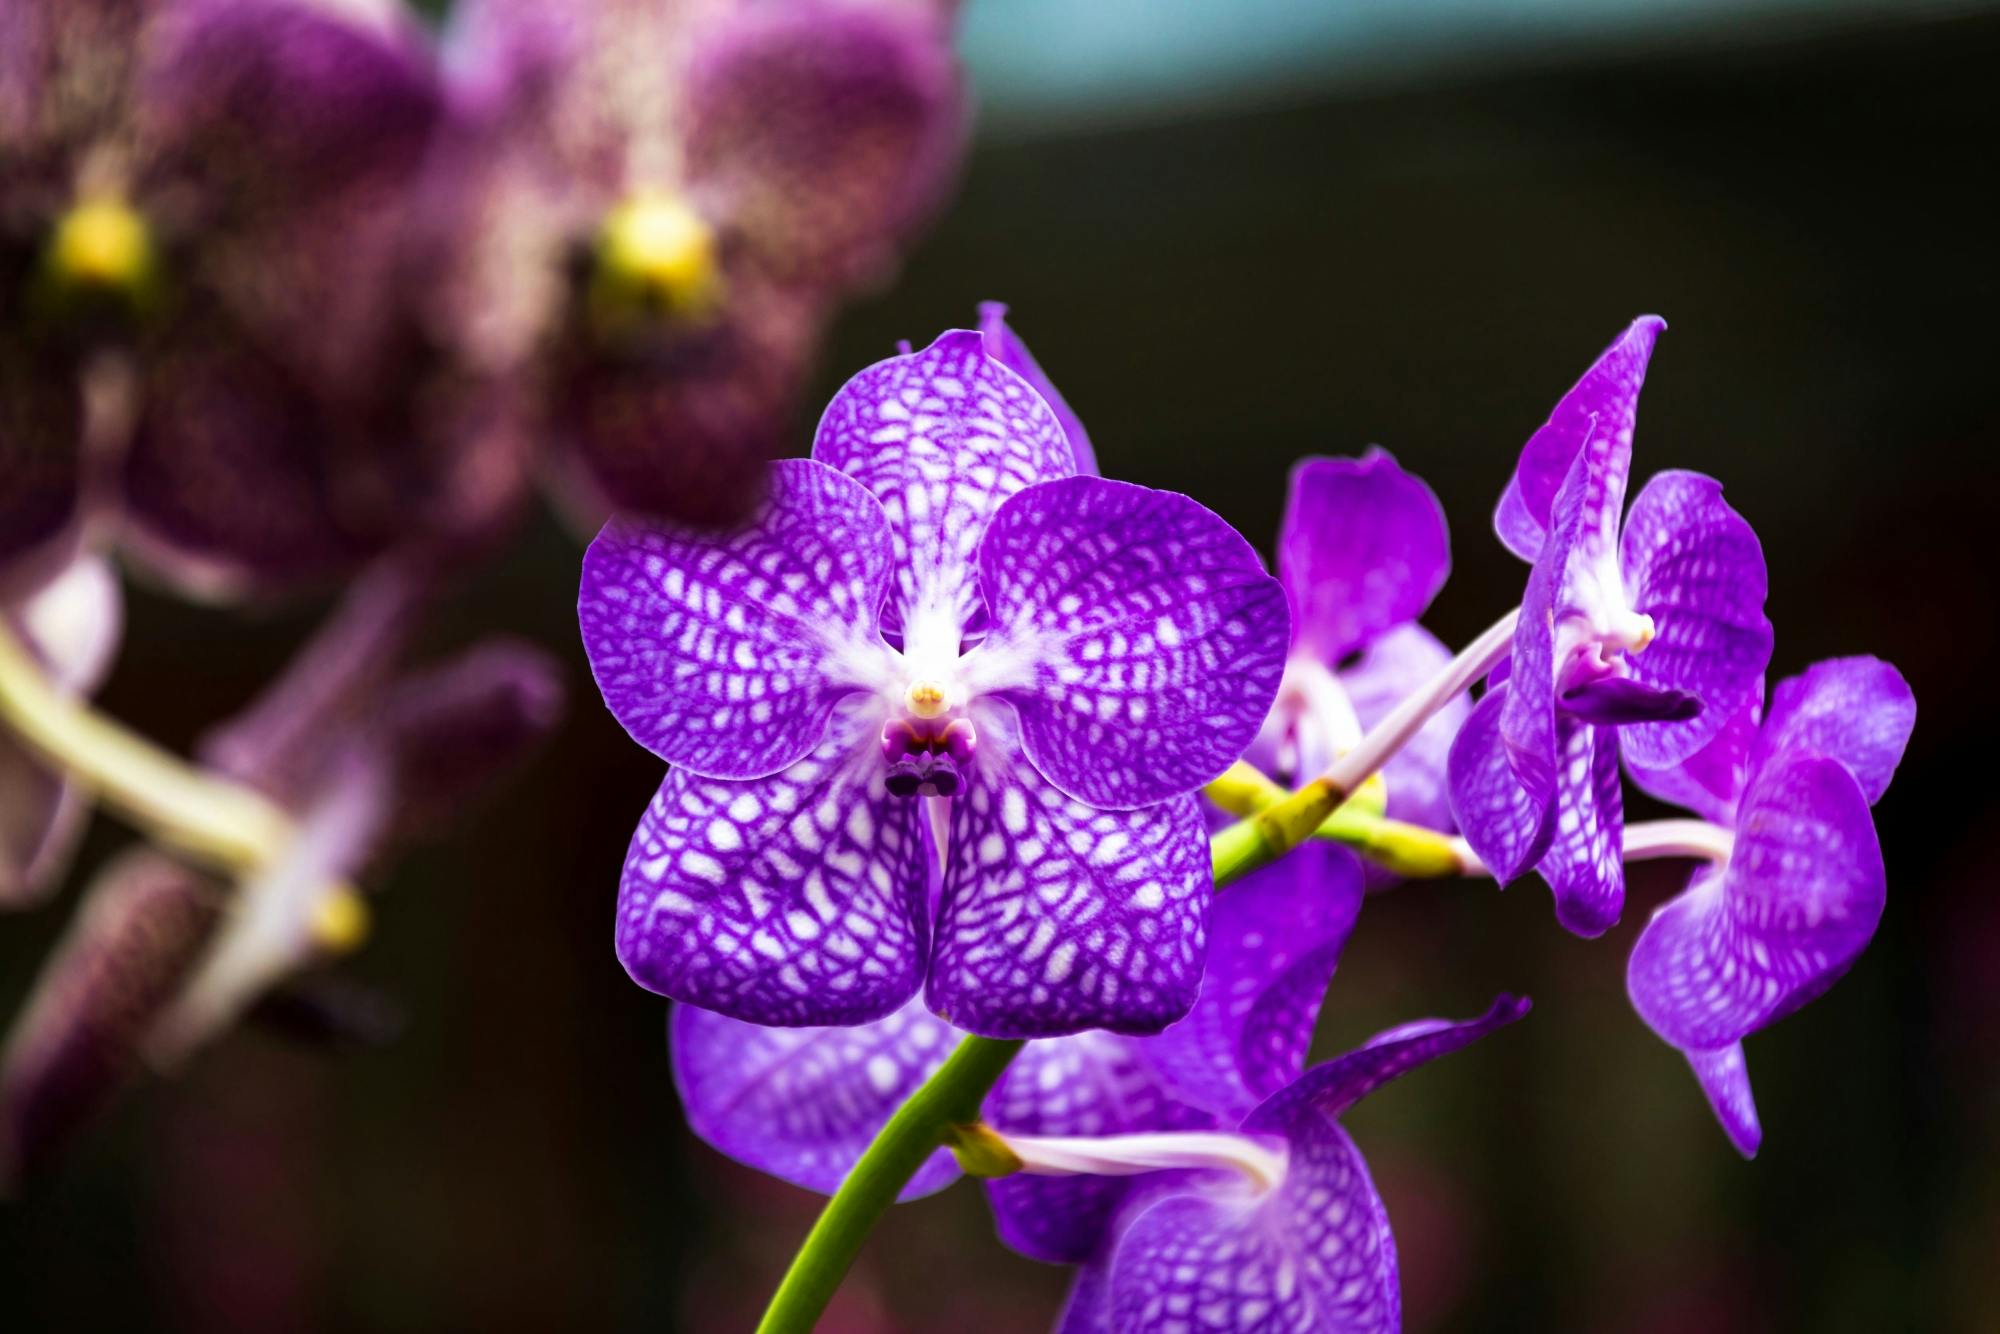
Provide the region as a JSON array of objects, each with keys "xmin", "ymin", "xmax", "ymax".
[
  {"xmin": 1757, "ymin": 656, "xmax": 1914, "ymax": 805},
  {"xmin": 1619, "ymin": 471, "xmax": 1772, "ymax": 768},
  {"xmin": 615, "ymin": 711, "xmax": 929, "ymax": 1028},
  {"xmin": 1626, "ymin": 694, "xmax": 1761, "ymax": 825},
  {"xmin": 811, "ymin": 329, "xmax": 1074, "ymax": 640},
  {"xmin": 579, "ymin": 458, "xmax": 898, "ymax": 780},
  {"xmin": 1279, "ymin": 449, "xmax": 1450, "ymax": 662},
  {"xmin": 1686, "ymin": 1042, "xmax": 1762, "ymax": 1159},
  {"xmin": 670, "ymin": 998, "xmax": 960, "ymax": 1200},
  {"xmin": 1627, "ymin": 755, "xmax": 1884, "ymax": 1052},
  {"xmin": 969, "ymin": 476, "xmax": 1288, "ymax": 810},
  {"xmin": 929, "ymin": 763, "xmax": 1209, "ymax": 1039},
  {"xmin": 1447, "ymin": 685, "xmax": 1555, "ymax": 883},
  {"xmin": 1341, "ymin": 622, "xmax": 1467, "ymax": 832},
  {"xmin": 978, "ymin": 302, "xmax": 1097, "ymax": 476},
  {"xmin": 1559, "ymin": 676, "xmax": 1700, "ymax": 725},
  {"xmin": 1536, "ymin": 719, "xmax": 1624, "ymax": 938},
  {"xmin": 0, "ymin": 336, "xmax": 83, "ymax": 587},
  {"xmin": 1494, "ymin": 316, "xmax": 1662, "ymax": 560}
]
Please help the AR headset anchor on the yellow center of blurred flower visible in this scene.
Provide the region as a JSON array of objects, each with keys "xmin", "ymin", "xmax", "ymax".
[
  {"xmin": 311, "ymin": 887, "xmax": 372, "ymax": 955},
  {"xmin": 591, "ymin": 191, "xmax": 721, "ymax": 327},
  {"xmin": 45, "ymin": 197, "xmax": 154, "ymax": 298}
]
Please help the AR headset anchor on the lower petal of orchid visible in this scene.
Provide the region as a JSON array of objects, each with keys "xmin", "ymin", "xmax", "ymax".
[
  {"xmin": 1758, "ymin": 656, "xmax": 1915, "ymax": 805},
  {"xmin": 928, "ymin": 765, "xmax": 1210, "ymax": 1039},
  {"xmin": 1627, "ymin": 754, "xmax": 1884, "ymax": 1052},
  {"xmin": 0, "ymin": 738, "xmax": 85, "ymax": 909},
  {"xmin": 1625, "ymin": 694, "xmax": 1761, "ymax": 825},
  {"xmin": 670, "ymin": 998, "xmax": 960, "ymax": 1200},
  {"xmin": 1619, "ymin": 470, "xmax": 1773, "ymax": 769},
  {"xmin": 617, "ymin": 713, "xmax": 929, "ymax": 1028},
  {"xmin": 984, "ymin": 1033, "xmax": 1213, "ymax": 1264},
  {"xmin": 1342, "ymin": 622, "xmax": 1468, "ymax": 832},
  {"xmin": 579, "ymin": 456, "xmax": 899, "ymax": 780},
  {"xmin": 968, "ymin": 475, "xmax": 1288, "ymax": 810},
  {"xmin": 0, "ymin": 334, "xmax": 84, "ymax": 589},
  {"xmin": 1136, "ymin": 842, "xmax": 1363, "ymax": 1121},
  {"xmin": 1536, "ymin": 719, "xmax": 1625, "ymax": 938},
  {"xmin": 1447, "ymin": 685, "xmax": 1555, "ymax": 884},
  {"xmin": 1685, "ymin": 1041, "xmax": 1762, "ymax": 1159}
]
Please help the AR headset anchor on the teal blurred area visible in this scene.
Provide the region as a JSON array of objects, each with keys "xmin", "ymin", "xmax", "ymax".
[{"xmin": 4, "ymin": 3, "xmax": 1999, "ymax": 1332}]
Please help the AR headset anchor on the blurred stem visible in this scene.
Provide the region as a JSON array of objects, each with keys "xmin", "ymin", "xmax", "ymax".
[
  {"xmin": 0, "ymin": 618, "xmax": 291, "ymax": 871},
  {"xmin": 755, "ymin": 1034, "xmax": 1024, "ymax": 1334}
]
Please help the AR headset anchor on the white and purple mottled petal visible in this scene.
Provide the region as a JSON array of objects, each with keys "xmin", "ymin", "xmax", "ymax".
[
  {"xmin": 811, "ymin": 330, "xmax": 1073, "ymax": 638},
  {"xmin": 1536, "ymin": 719, "xmax": 1625, "ymax": 938},
  {"xmin": 979, "ymin": 302, "xmax": 1097, "ymax": 476},
  {"xmin": 1619, "ymin": 471, "xmax": 1773, "ymax": 769},
  {"xmin": 1685, "ymin": 1041, "xmax": 1762, "ymax": 1159},
  {"xmin": 1626, "ymin": 694, "xmax": 1761, "ymax": 824},
  {"xmin": 1627, "ymin": 755, "xmax": 1884, "ymax": 1053},
  {"xmin": 670, "ymin": 998, "xmax": 960, "ymax": 1199},
  {"xmin": 929, "ymin": 765, "xmax": 1210, "ymax": 1039},
  {"xmin": 1279, "ymin": 449, "xmax": 1450, "ymax": 663},
  {"xmin": 579, "ymin": 458, "xmax": 899, "ymax": 779},
  {"xmin": 967, "ymin": 476, "xmax": 1288, "ymax": 809},
  {"xmin": 983, "ymin": 1034, "xmax": 1213, "ymax": 1264},
  {"xmin": 1342, "ymin": 622, "xmax": 1467, "ymax": 832},
  {"xmin": 616, "ymin": 709, "xmax": 929, "ymax": 1027},
  {"xmin": 1136, "ymin": 843, "xmax": 1364, "ymax": 1120},
  {"xmin": 1494, "ymin": 316, "xmax": 1663, "ymax": 560},
  {"xmin": 1447, "ymin": 685, "xmax": 1555, "ymax": 883},
  {"xmin": 1757, "ymin": 656, "xmax": 1915, "ymax": 804}
]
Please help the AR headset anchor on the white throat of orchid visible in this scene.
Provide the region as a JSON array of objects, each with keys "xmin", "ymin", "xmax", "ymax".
[
  {"xmin": 998, "ymin": 1130, "xmax": 1290, "ymax": 1196},
  {"xmin": 1552, "ymin": 554, "xmax": 1657, "ymax": 694},
  {"xmin": 1260, "ymin": 654, "xmax": 1364, "ymax": 786}
]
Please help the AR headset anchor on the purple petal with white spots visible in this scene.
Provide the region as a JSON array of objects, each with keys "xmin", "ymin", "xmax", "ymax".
[
  {"xmin": 616, "ymin": 710, "xmax": 929, "ymax": 1027},
  {"xmin": 978, "ymin": 302, "xmax": 1097, "ymax": 476},
  {"xmin": 1626, "ymin": 694, "xmax": 1761, "ymax": 825},
  {"xmin": 1055, "ymin": 1262, "xmax": 1115, "ymax": 1334},
  {"xmin": 670, "ymin": 999, "xmax": 961, "ymax": 1199},
  {"xmin": 1627, "ymin": 755, "xmax": 1884, "ymax": 1053},
  {"xmin": 579, "ymin": 458, "xmax": 898, "ymax": 779},
  {"xmin": 1136, "ymin": 842, "xmax": 1364, "ymax": 1120},
  {"xmin": 929, "ymin": 766, "xmax": 1210, "ymax": 1039},
  {"xmin": 971, "ymin": 476, "xmax": 1288, "ymax": 810},
  {"xmin": 1279, "ymin": 449, "xmax": 1450, "ymax": 662},
  {"xmin": 1686, "ymin": 1042, "xmax": 1762, "ymax": 1159},
  {"xmin": 983, "ymin": 1034, "xmax": 1213, "ymax": 1264},
  {"xmin": 1494, "ymin": 316, "xmax": 1662, "ymax": 561},
  {"xmin": 1536, "ymin": 719, "xmax": 1625, "ymax": 938},
  {"xmin": 1447, "ymin": 685, "xmax": 1555, "ymax": 883},
  {"xmin": 811, "ymin": 330, "xmax": 1074, "ymax": 638},
  {"xmin": 1342, "ymin": 622, "xmax": 1468, "ymax": 833},
  {"xmin": 1619, "ymin": 471, "xmax": 1772, "ymax": 768},
  {"xmin": 1104, "ymin": 1119, "xmax": 1398, "ymax": 1334},
  {"xmin": 1758, "ymin": 656, "xmax": 1915, "ymax": 805}
]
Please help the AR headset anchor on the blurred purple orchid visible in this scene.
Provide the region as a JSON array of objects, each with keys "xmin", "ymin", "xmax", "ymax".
[
  {"xmin": 1448, "ymin": 317, "xmax": 1773, "ymax": 936},
  {"xmin": 424, "ymin": 0, "xmax": 966, "ymax": 528},
  {"xmin": 0, "ymin": 0, "xmax": 509, "ymax": 598},
  {"xmin": 580, "ymin": 328, "xmax": 1288, "ymax": 1038},
  {"xmin": 1624, "ymin": 656, "xmax": 1914, "ymax": 1157}
]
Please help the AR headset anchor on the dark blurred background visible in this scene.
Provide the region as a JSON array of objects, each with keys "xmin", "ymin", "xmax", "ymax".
[{"xmin": 5, "ymin": 3, "xmax": 1999, "ymax": 1330}]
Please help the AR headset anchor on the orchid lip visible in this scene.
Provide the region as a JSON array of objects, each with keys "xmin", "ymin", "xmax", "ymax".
[{"xmin": 880, "ymin": 715, "xmax": 976, "ymax": 798}]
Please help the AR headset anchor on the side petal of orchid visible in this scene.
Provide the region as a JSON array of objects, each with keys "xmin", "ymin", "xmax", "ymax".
[
  {"xmin": 929, "ymin": 768, "xmax": 1209, "ymax": 1039},
  {"xmin": 978, "ymin": 302, "xmax": 1097, "ymax": 476},
  {"xmin": 1447, "ymin": 685, "xmax": 1556, "ymax": 883},
  {"xmin": 670, "ymin": 998, "xmax": 961, "ymax": 1200},
  {"xmin": 1685, "ymin": 1041, "xmax": 1763, "ymax": 1159},
  {"xmin": 1618, "ymin": 471, "xmax": 1773, "ymax": 769},
  {"xmin": 0, "ymin": 335, "xmax": 84, "ymax": 588},
  {"xmin": 579, "ymin": 457, "xmax": 899, "ymax": 779},
  {"xmin": 1494, "ymin": 316, "xmax": 1662, "ymax": 560},
  {"xmin": 984, "ymin": 1034, "xmax": 1214, "ymax": 1264},
  {"xmin": 1625, "ymin": 694, "xmax": 1761, "ymax": 825},
  {"xmin": 1627, "ymin": 755, "xmax": 1884, "ymax": 1053},
  {"xmin": 811, "ymin": 329, "xmax": 1074, "ymax": 638},
  {"xmin": 1134, "ymin": 842, "xmax": 1364, "ymax": 1120},
  {"xmin": 969, "ymin": 476, "xmax": 1288, "ymax": 810},
  {"xmin": 682, "ymin": 0, "xmax": 963, "ymax": 290},
  {"xmin": 1278, "ymin": 449, "xmax": 1450, "ymax": 663},
  {"xmin": 1536, "ymin": 719, "xmax": 1625, "ymax": 938},
  {"xmin": 1341, "ymin": 621, "xmax": 1467, "ymax": 832},
  {"xmin": 1757, "ymin": 656, "xmax": 1915, "ymax": 804},
  {"xmin": 616, "ymin": 712, "xmax": 930, "ymax": 1028}
]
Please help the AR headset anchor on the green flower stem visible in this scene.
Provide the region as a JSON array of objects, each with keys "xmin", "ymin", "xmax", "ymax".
[{"xmin": 755, "ymin": 1033, "xmax": 1025, "ymax": 1334}]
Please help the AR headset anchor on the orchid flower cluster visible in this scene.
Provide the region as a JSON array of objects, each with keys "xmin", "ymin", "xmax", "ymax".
[
  {"xmin": 581, "ymin": 311, "xmax": 1914, "ymax": 1332},
  {"xmin": 0, "ymin": 0, "xmax": 965, "ymax": 1182}
]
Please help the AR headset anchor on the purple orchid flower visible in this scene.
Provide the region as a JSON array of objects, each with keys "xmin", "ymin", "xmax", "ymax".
[
  {"xmin": 424, "ymin": 0, "xmax": 966, "ymax": 528},
  {"xmin": 581, "ymin": 329, "xmax": 1289, "ymax": 1038},
  {"xmin": 1252, "ymin": 449, "xmax": 1466, "ymax": 838},
  {"xmin": 1448, "ymin": 318, "xmax": 1773, "ymax": 936},
  {"xmin": 0, "ymin": 0, "xmax": 502, "ymax": 598},
  {"xmin": 1625, "ymin": 656, "xmax": 1914, "ymax": 1157}
]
